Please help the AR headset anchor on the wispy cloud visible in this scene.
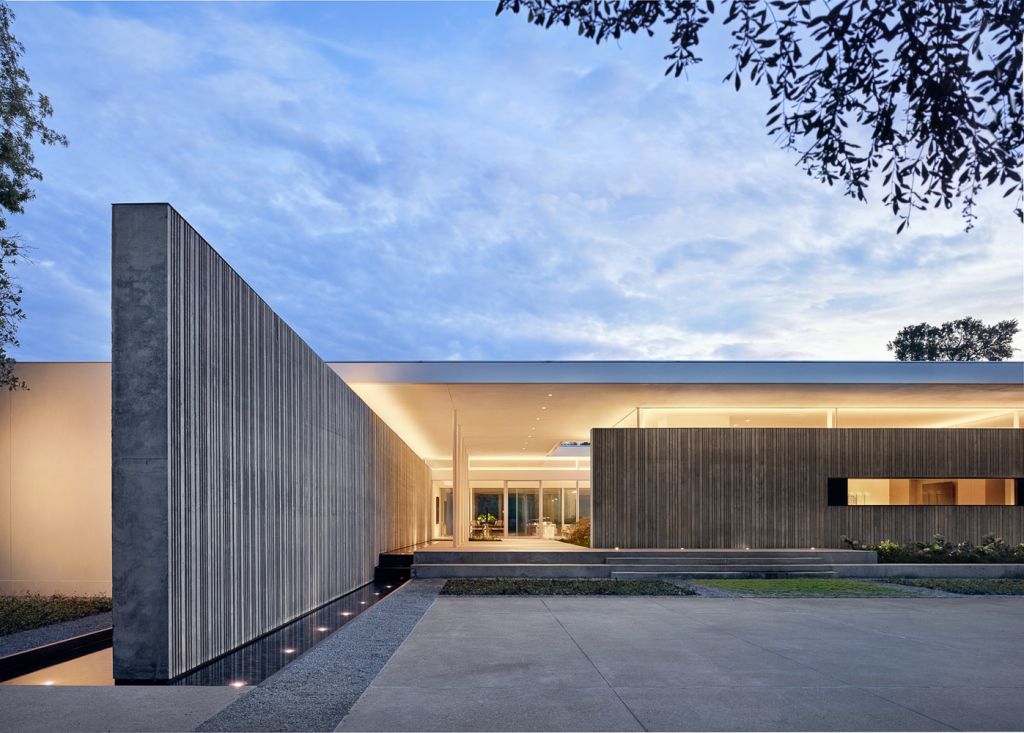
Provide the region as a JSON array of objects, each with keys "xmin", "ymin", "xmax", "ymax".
[{"xmin": 10, "ymin": 1, "xmax": 1023, "ymax": 362}]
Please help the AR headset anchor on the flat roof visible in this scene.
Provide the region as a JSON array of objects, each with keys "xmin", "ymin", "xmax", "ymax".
[{"xmin": 329, "ymin": 360, "xmax": 1024, "ymax": 385}]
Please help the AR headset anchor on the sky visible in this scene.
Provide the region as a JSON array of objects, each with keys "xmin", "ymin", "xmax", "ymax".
[{"xmin": 9, "ymin": 1, "xmax": 1024, "ymax": 361}]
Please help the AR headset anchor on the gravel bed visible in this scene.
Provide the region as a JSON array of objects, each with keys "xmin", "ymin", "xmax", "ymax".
[
  {"xmin": 0, "ymin": 612, "xmax": 112, "ymax": 657},
  {"xmin": 195, "ymin": 579, "xmax": 443, "ymax": 733},
  {"xmin": 683, "ymin": 582, "xmax": 736, "ymax": 597},
  {"xmin": 868, "ymin": 580, "xmax": 974, "ymax": 597}
]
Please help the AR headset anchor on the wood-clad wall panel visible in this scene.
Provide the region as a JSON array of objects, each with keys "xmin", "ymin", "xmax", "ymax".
[{"xmin": 592, "ymin": 428, "xmax": 1024, "ymax": 549}]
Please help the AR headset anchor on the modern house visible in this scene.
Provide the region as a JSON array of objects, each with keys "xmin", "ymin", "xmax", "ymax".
[{"xmin": 1, "ymin": 203, "xmax": 1021, "ymax": 683}]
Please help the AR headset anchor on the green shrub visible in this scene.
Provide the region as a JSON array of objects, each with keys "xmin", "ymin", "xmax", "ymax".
[
  {"xmin": 842, "ymin": 533, "xmax": 1024, "ymax": 563},
  {"xmin": 560, "ymin": 517, "xmax": 591, "ymax": 547},
  {"xmin": 0, "ymin": 594, "xmax": 112, "ymax": 636}
]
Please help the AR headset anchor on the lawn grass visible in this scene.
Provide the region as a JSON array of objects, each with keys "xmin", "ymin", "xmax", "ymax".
[
  {"xmin": 441, "ymin": 578, "xmax": 694, "ymax": 595},
  {"xmin": 696, "ymin": 579, "xmax": 919, "ymax": 597},
  {"xmin": 0, "ymin": 594, "xmax": 113, "ymax": 636},
  {"xmin": 886, "ymin": 578, "xmax": 1024, "ymax": 595}
]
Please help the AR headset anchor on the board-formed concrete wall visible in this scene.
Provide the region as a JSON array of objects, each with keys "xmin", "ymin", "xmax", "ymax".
[
  {"xmin": 592, "ymin": 428, "xmax": 1024, "ymax": 549},
  {"xmin": 112, "ymin": 204, "xmax": 430, "ymax": 681}
]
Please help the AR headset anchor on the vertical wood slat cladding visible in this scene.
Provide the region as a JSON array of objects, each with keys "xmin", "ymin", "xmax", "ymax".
[
  {"xmin": 592, "ymin": 428, "xmax": 1024, "ymax": 549},
  {"xmin": 115, "ymin": 204, "xmax": 430, "ymax": 680}
]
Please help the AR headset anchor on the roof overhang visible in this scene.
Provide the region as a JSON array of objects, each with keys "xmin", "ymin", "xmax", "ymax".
[{"xmin": 329, "ymin": 360, "xmax": 1024, "ymax": 385}]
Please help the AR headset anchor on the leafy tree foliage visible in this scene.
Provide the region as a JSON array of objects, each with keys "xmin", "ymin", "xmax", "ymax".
[
  {"xmin": 887, "ymin": 316, "xmax": 1019, "ymax": 360},
  {"xmin": 0, "ymin": 2, "xmax": 66, "ymax": 390},
  {"xmin": 496, "ymin": 1, "xmax": 1022, "ymax": 232}
]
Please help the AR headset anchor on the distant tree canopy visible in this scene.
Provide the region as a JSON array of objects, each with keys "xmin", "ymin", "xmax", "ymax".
[
  {"xmin": 887, "ymin": 316, "xmax": 1019, "ymax": 361},
  {"xmin": 496, "ymin": 1, "xmax": 1023, "ymax": 232},
  {"xmin": 0, "ymin": 2, "xmax": 66, "ymax": 390}
]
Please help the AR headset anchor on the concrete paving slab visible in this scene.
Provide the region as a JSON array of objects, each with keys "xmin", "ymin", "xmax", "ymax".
[
  {"xmin": 336, "ymin": 595, "xmax": 1024, "ymax": 732},
  {"xmin": 337, "ymin": 685, "xmax": 643, "ymax": 732},
  {"xmin": 614, "ymin": 685, "xmax": 956, "ymax": 731},
  {"xmin": 865, "ymin": 686, "xmax": 1024, "ymax": 731},
  {"xmin": 0, "ymin": 685, "xmax": 247, "ymax": 732}
]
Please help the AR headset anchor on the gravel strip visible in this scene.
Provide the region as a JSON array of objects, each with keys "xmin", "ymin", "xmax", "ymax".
[
  {"xmin": 0, "ymin": 612, "xmax": 112, "ymax": 657},
  {"xmin": 195, "ymin": 579, "xmax": 443, "ymax": 733},
  {"xmin": 868, "ymin": 580, "xmax": 964, "ymax": 597}
]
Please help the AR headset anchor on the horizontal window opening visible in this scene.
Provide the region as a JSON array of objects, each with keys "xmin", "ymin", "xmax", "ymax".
[{"xmin": 829, "ymin": 478, "xmax": 1023, "ymax": 506}]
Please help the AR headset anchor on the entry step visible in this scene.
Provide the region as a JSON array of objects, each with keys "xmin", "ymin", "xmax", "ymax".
[
  {"xmin": 606, "ymin": 563, "xmax": 833, "ymax": 573},
  {"xmin": 611, "ymin": 570, "xmax": 838, "ymax": 579},
  {"xmin": 611, "ymin": 556, "xmax": 826, "ymax": 565}
]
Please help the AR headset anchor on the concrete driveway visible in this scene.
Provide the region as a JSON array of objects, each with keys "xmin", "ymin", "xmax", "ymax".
[{"xmin": 337, "ymin": 595, "xmax": 1024, "ymax": 731}]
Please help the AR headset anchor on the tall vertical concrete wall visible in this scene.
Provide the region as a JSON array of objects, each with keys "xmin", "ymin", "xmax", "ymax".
[{"xmin": 112, "ymin": 204, "xmax": 431, "ymax": 681}]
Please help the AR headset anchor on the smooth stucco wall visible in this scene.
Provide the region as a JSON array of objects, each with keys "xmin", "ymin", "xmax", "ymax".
[
  {"xmin": 112, "ymin": 204, "xmax": 431, "ymax": 681},
  {"xmin": 0, "ymin": 362, "xmax": 111, "ymax": 595}
]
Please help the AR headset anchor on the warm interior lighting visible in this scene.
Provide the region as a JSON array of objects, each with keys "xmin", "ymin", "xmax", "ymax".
[
  {"xmin": 316, "ymin": 627, "xmax": 329, "ymax": 632},
  {"xmin": 42, "ymin": 680, "xmax": 55, "ymax": 686},
  {"xmin": 229, "ymin": 681, "xmax": 246, "ymax": 687},
  {"xmin": 844, "ymin": 477, "xmax": 1017, "ymax": 506},
  {"xmin": 283, "ymin": 648, "xmax": 296, "ymax": 654},
  {"xmin": 340, "ymin": 612, "xmax": 352, "ymax": 617},
  {"xmin": 360, "ymin": 601, "xmax": 367, "ymax": 604}
]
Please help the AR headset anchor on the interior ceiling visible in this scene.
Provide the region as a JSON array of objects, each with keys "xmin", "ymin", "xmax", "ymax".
[{"xmin": 335, "ymin": 379, "xmax": 1023, "ymax": 461}]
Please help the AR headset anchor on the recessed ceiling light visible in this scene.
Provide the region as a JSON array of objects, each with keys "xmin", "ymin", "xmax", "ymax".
[
  {"xmin": 340, "ymin": 612, "xmax": 352, "ymax": 616},
  {"xmin": 547, "ymin": 393, "xmax": 553, "ymax": 397},
  {"xmin": 541, "ymin": 406, "xmax": 547, "ymax": 410},
  {"xmin": 360, "ymin": 601, "xmax": 367, "ymax": 604},
  {"xmin": 42, "ymin": 680, "xmax": 55, "ymax": 686},
  {"xmin": 316, "ymin": 627, "xmax": 329, "ymax": 632},
  {"xmin": 535, "ymin": 417, "xmax": 541, "ymax": 421},
  {"xmin": 283, "ymin": 648, "xmax": 296, "ymax": 654},
  {"xmin": 229, "ymin": 681, "xmax": 247, "ymax": 687}
]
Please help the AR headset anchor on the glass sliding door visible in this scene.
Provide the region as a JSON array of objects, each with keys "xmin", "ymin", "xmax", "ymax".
[
  {"xmin": 507, "ymin": 481, "xmax": 540, "ymax": 536},
  {"xmin": 542, "ymin": 481, "xmax": 578, "ymax": 537},
  {"xmin": 470, "ymin": 481, "xmax": 505, "ymax": 539},
  {"xmin": 564, "ymin": 485, "xmax": 579, "ymax": 526},
  {"xmin": 578, "ymin": 481, "xmax": 591, "ymax": 520},
  {"xmin": 541, "ymin": 485, "xmax": 562, "ymax": 537},
  {"xmin": 470, "ymin": 482, "xmax": 504, "ymax": 521}
]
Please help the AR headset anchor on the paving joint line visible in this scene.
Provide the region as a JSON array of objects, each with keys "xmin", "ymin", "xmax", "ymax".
[{"xmin": 540, "ymin": 597, "xmax": 649, "ymax": 732}]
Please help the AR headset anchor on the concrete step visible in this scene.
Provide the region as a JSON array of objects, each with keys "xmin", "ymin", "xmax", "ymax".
[
  {"xmin": 607, "ymin": 563, "xmax": 834, "ymax": 573},
  {"xmin": 413, "ymin": 564, "xmax": 610, "ymax": 579},
  {"xmin": 611, "ymin": 556, "xmax": 826, "ymax": 565},
  {"xmin": 414, "ymin": 552, "xmax": 604, "ymax": 565},
  {"xmin": 610, "ymin": 570, "xmax": 838, "ymax": 580}
]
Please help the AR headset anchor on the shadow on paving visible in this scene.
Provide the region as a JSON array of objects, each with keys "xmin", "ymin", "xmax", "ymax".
[{"xmin": 195, "ymin": 580, "xmax": 443, "ymax": 733}]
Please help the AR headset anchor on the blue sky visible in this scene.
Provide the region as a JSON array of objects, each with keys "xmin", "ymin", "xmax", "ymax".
[{"xmin": 9, "ymin": 1, "xmax": 1023, "ymax": 361}]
